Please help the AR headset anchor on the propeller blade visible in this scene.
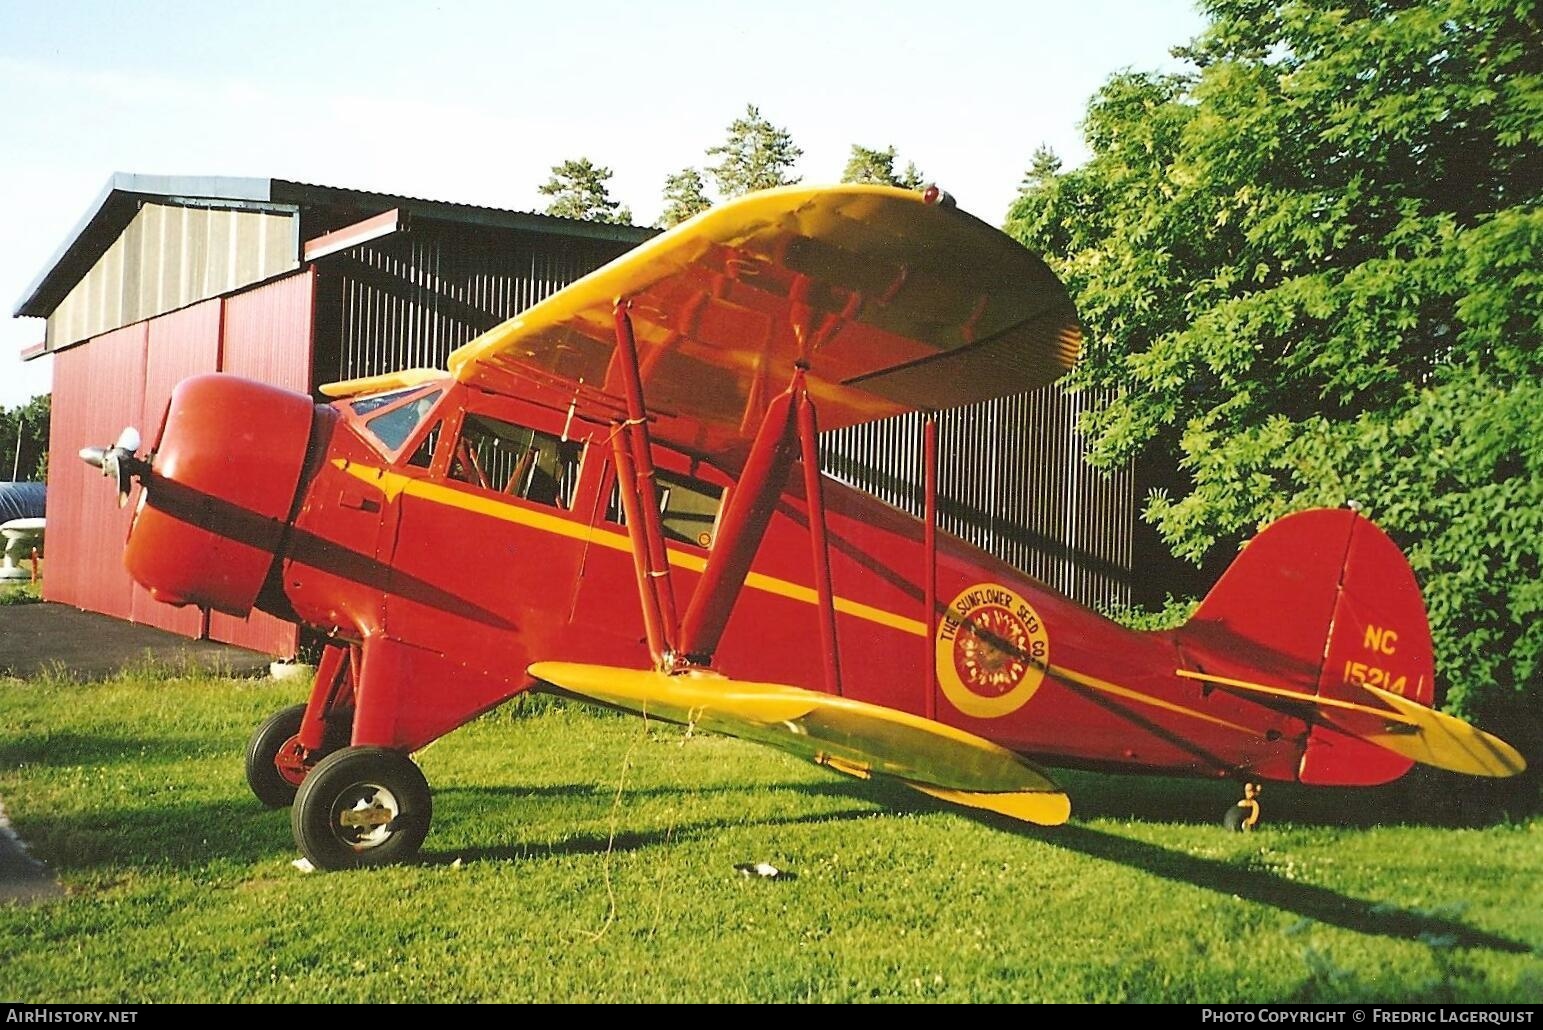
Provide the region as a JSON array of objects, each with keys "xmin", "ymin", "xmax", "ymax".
[
  {"xmin": 77, "ymin": 427, "xmax": 144, "ymax": 508},
  {"xmin": 528, "ymin": 661, "xmax": 1070, "ymax": 826}
]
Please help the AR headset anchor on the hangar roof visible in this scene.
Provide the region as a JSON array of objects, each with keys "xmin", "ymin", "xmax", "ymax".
[{"xmin": 14, "ymin": 172, "xmax": 657, "ymax": 318}]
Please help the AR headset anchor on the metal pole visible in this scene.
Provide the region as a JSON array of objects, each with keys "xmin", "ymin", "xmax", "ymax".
[
  {"xmin": 611, "ymin": 301, "xmax": 680, "ymax": 654},
  {"xmin": 923, "ymin": 412, "xmax": 938, "ymax": 719},
  {"xmin": 11, "ymin": 409, "xmax": 22, "ymax": 482},
  {"xmin": 796, "ymin": 386, "xmax": 841, "ymax": 697}
]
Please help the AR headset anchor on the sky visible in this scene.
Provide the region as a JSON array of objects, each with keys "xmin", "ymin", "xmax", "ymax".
[{"xmin": 0, "ymin": 0, "xmax": 1206, "ymax": 408}]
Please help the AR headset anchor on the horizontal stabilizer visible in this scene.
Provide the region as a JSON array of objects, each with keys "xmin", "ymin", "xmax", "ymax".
[
  {"xmin": 1357, "ymin": 684, "xmax": 1527, "ymax": 778},
  {"xmin": 528, "ymin": 661, "xmax": 1070, "ymax": 826},
  {"xmin": 1176, "ymin": 669, "xmax": 1526, "ymax": 778}
]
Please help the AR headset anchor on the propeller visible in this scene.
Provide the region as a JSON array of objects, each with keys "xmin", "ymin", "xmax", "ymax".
[{"xmin": 79, "ymin": 426, "xmax": 145, "ymax": 508}]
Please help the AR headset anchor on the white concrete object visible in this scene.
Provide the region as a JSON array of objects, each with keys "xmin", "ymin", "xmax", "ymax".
[{"xmin": 0, "ymin": 517, "xmax": 45, "ymax": 581}]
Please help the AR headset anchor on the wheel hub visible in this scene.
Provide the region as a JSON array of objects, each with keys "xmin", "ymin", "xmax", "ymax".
[
  {"xmin": 274, "ymin": 735, "xmax": 310, "ymax": 787},
  {"xmin": 331, "ymin": 783, "xmax": 401, "ymax": 850}
]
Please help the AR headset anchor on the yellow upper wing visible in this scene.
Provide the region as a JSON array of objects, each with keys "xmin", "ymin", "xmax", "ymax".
[{"xmin": 448, "ymin": 185, "xmax": 1080, "ymax": 465}]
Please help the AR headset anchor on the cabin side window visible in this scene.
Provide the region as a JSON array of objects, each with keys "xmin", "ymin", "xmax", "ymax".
[
  {"xmin": 450, "ymin": 412, "xmax": 583, "ymax": 510},
  {"xmin": 607, "ymin": 469, "xmax": 725, "ymax": 549},
  {"xmin": 406, "ymin": 420, "xmax": 442, "ymax": 469}
]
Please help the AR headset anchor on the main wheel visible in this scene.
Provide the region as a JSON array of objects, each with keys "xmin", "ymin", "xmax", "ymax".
[
  {"xmin": 244, "ymin": 704, "xmax": 350, "ymax": 808},
  {"xmin": 291, "ymin": 747, "xmax": 432, "ymax": 870}
]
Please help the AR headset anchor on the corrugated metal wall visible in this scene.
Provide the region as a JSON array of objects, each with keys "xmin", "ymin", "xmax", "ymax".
[
  {"xmin": 822, "ymin": 383, "xmax": 1135, "ymax": 609},
  {"xmin": 48, "ymin": 202, "xmax": 297, "ymax": 352},
  {"xmin": 43, "ymin": 324, "xmax": 147, "ymax": 620},
  {"xmin": 316, "ymin": 225, "xmax": 634, "ymax": 384},
  {"xmin": 218, "ymin": 268, "xmax": 314, "ymax": 393}
]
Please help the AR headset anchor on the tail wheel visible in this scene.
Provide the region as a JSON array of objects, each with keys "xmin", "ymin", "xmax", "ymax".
[
  {"xmin": 244, "ymin": 703, "xmax": 350, "ymax": 808},
  {"xmin": 291, "ymin": 747, "xmax": 432, "ymax": 870}
]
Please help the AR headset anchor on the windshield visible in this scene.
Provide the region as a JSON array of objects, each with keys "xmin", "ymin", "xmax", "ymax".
[{"xmin": 357, "ymin": 389, "xmax": 444, "ymax": 454}]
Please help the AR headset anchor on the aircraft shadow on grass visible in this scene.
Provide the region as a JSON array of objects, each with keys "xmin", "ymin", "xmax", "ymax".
[
  {"xmin": 831, "ymin": 777, "xmax": 1532, "ymax": 955},
  {"xmin": 431, "ymin": 777, "xmax": 1532, "ymax": 956},
  {"xmin": 423, "ymin": 798, "xmax": 882, "ymax": 866},
  {"xmin": 0, "ymin": 732, "xmax": 218, "ymax": 770},
  {"xmin": 7, "ymin": 740, "xmax": 1529, "ymax": 956}
]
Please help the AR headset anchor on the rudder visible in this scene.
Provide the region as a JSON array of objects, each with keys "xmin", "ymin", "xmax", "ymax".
[{"xmin": 1182, "ymin": 508, "xmax": 1436, "ymax": 786}]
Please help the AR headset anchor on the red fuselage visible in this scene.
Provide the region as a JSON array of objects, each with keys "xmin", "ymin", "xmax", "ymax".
[{"xmin": 125, "ymin": 373, "xmax": 1423, "ymax": 787}]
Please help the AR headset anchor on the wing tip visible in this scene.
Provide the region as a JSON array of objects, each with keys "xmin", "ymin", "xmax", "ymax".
[{"xmin": 906, "ymin": 781, "xmax": 1072, "ymax": 827}]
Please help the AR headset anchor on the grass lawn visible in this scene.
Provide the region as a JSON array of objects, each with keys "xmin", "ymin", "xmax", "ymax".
[
  {"xmin": 1, "ymin": 664, "xmax": 1538, "ymax": 1003},
  {"xmin": 0, "ymin": 579, "xmax": 41, "ymax": 604}
]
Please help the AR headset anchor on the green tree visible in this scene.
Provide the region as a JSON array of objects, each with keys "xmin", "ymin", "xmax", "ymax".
[
  {"xmin": 1006, "ymin": 0, "xmax": 1542, "ymax": 726},
  {"xmin": 1020, "ymin": 145, "xmax": 1061, "ymax": 189},
  {"xmin": 659, "ymin": 167, "xmax": 712, "ymax": 227},
  {"xmin": 706, "ymin": 104, "xmax": 803, "ymax": 198},
  {"xmin": 0, "ymin": 394, "xmax": 49, "ymax": 483},
  {"xmin": 841, "ymin": 144, "xmax": 925, "ymax": 189},
  {"xmin": 538, "ymin": 158, "xmax": 633, "ymax": 224}
]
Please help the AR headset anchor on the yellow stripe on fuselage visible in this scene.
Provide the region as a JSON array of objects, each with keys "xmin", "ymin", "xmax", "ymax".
[
  {"xmin": 334, "ymin": 460, "xmax": 1265, "ymax": 741},
  {"xmin": 335, "ymin": 460, "xmax": 927, "ymax": 637}
]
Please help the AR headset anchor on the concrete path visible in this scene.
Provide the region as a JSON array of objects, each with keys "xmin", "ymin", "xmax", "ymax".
[{"xmin": 0, "ymin": 602, "xmax": 272, "ymax": 679}]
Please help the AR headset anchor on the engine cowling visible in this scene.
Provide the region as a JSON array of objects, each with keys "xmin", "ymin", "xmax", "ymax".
[{"xmin": 125, "ymin": 374, "xmax": 315, "ymax": 616}]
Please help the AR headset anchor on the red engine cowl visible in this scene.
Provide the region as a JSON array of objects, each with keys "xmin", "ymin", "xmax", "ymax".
[{"xmin": 125, "ymin": 374, "xmax": 315, "ymax": 616}]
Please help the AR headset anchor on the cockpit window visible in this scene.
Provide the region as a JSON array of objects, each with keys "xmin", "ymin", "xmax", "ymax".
[
  {"xmin": 362, "ymin": 389, "xmax": 443, "ymax": 453},
  {"xmin": 450, "ymin": 412, "xmax": 583, "ymax": 510},
  {"xmin": 407, "ymin": 420, "xmax": 442, "ymax": 469},
  {"xmin": 607, "ymin": 469, "xmax": 724, "ymax": 548}
]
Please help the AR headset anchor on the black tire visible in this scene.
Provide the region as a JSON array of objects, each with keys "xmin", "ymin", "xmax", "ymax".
[
  {"xmin": 245, "ymin": 704, "xmax": 308, "ymax": 809},
  {"xmin": 244, "ymin": 704, "xmax": 351, "ymax": 808},
  {"xmin": 291, "ymin": 747, "xmax": 432, "ymax": 870}
]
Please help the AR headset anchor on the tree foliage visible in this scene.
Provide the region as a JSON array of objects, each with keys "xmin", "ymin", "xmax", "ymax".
[
  {"xmin": 0, "ymin": 394, "xmax": 49, "ymax": 483},
  {"xmin": 538, "ymin": 158, "xmax": 632, "ymax": 224},
  {"xmin": 706, "ymin": 104, "xmax": 803, "ymax": 197},
  {"xmin": 841, "ymin": 144, "xmax": 925, "ymax": 189},
  {"xmin": 659, "ymin": 167, "xmax": 712, "ymax": 227},
  {"xmin": 1006, "ymin": 0, "xmax": 1542, "ymax": 723}
]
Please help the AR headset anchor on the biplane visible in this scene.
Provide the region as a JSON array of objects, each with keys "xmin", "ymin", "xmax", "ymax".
[{"xmin": 80, "ymin": 184, "xmax": 1525, "ymax": 870}]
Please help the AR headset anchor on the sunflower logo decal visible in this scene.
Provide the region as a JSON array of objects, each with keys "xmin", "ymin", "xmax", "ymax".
[{"xmin": 935, "ymin": 583, "xmax": 1050, "ymax": 718}]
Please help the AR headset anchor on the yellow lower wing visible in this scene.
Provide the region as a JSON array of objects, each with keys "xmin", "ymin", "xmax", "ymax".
[{"xmin": 528, "ymin": 661, "xmax": 1070, "ymax": 826}]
